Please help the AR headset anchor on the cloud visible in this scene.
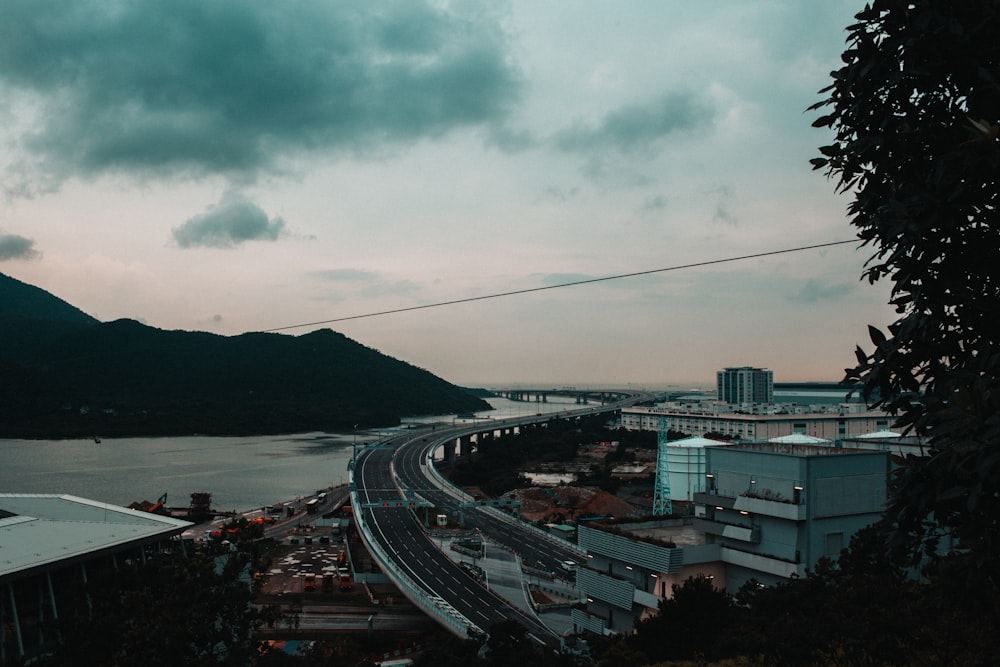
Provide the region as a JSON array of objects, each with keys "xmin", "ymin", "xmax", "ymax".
[
  {"xmin": 310, "ymin": 268, "xmax": 419, "ymax": 301},
  {"xmin": 539, "ymin": 272, "xmax": 595, "ymax": 287},
  {"xmin": 552, "ymin": 91, "xmax": 715, "ymax": 156},
  {"xmin": 358, "ymin": 280, "xmax": 420, "ymax": 299},
  {"xmin": 642, "ymin": 195, "xmax": 669, "ymax": 211},
  {"xmin": 173, "ymin": 191, "xmax": 286, "ymax": 248},
  {"xmin": 708, "ymin": 185, "xmax": 738, "ymax": 226},
  {"xmin": 792, "ymin": 279, "xmax": 855, "ymax": 303},
  {"xmin": 0, "ymin": 232, "xmax": 40, "ymax": 261},
  {"xmin": 311, "ymin": 269, "xmax": 379, "ymax": 283},
  {"xmin": 0, "ymin": 1, "xmax": 522, "ymax": 192},
  {"xmin": 536, "ymin": 186, "xmax": 580, "ymax": 203}
]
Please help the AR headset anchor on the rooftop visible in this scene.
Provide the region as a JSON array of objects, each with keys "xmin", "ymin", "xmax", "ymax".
[
  {"xmin": 622, "ymin": 523, "xmax": 706, "ymax": 548},
  {"xmin": 0, "ymin": 493, "xmax": 192, "ymax": 582},
  {"xmin": 724, "ymin": 442, "xmax": 884, "ymax": 457}
]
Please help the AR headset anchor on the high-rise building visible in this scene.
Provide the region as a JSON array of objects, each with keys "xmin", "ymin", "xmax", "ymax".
[{"xmin": 717, "ymin": 366, "xmax": 773, "ymax": 406}]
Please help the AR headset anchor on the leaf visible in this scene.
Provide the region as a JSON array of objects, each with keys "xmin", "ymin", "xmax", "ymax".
[{"xmin": 868, "ymin": 325, "xmax": 888, "ymax": 348}]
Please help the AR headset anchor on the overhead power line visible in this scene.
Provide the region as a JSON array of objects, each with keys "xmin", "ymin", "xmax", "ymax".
[{"xmin": 264, "ymin": 239, "xmax": 857, "ymax": 332}]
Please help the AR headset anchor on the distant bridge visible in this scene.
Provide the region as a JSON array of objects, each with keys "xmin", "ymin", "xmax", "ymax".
[{"xmin": 491, "ymin": 387, "xmax": 642, "ymax": 405}]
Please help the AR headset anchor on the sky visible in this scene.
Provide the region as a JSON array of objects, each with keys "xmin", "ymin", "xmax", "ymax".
[{"xmin": 0, "ymin": 1, "xmax": 896, "ymax": 388}]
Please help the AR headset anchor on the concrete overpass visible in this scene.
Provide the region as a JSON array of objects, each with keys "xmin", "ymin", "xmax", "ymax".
[{"xmin": 349, "ymin": 393, "xmax": 644, "ymax": 644}]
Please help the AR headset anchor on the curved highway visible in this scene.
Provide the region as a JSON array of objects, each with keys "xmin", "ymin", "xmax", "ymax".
[
  {"xmin": 393, "ymin": 432, "xmax": 586, "ymax": 576},
  {"xmin": 353, "ymin": 433, "xmax": 556, "ymax": 645},
  {"xmin": 352, "ymin": 395, "xmax": 642, "ymax": 645}
]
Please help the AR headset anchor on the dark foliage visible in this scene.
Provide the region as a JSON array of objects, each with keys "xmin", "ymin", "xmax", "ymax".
[
  {"xmin": 0, "ymin": 272, "xmax": 488, "ymax": 437},
  {"xmin": 411, "ymin": 620, "xmax": 578, "ymax": 667},
  {"xmin": 810, "ymin": 1, "xmax": 1000, "ymax": 606},
  {"xmin": 631, "ymin": 575, "xmax": 736, "ymax": 663},
  {"xmin": 254, "ymin": 635, "xmax": 382, "ymax": 666},
  {"xmin": 448, "ymin": 414, "xmax": 614, "ymax": 496},
  {"xmin": 36, "ymin": 546, "xmax": 258, "ymax": 667},
  {"xmin": 0, "ymin": 272, "xmax": 97, "ymax": 326},
  {"xmin": 612, "ymin": 525, "xmax": 997, "ymax": 666},
  {"xmin": 613, "ymin": 426, "xmax": 661, "ymax": 450}
]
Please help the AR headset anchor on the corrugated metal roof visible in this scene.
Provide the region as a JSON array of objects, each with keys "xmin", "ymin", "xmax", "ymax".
[{"xmin": 0, "ymin": 494, "xmax": 192, "ymax": 580}]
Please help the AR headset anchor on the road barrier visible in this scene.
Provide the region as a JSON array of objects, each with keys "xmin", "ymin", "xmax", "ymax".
[{"xmin": 349, "ymin": 476, "xmax": 481, "ymax": 639}]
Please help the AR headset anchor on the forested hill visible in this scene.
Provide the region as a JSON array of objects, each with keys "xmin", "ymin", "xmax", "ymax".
[{"xmin": 0, "ymin": 272, "xmax": 490, "ymax": 438}]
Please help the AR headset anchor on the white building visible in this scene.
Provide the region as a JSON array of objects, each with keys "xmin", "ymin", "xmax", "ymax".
[
  {"xmin": 621, "ymin": 405, "xmax": 894, "ymax": 442},
  {"xmin": 661, "ymin": 436, "xmax": 724, "ymax": 503}
]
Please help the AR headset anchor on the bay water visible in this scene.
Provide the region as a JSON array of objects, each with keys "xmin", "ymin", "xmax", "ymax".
[{"xmin": 0, "ymin": 396, "xmax": 578, "ymax": 512}]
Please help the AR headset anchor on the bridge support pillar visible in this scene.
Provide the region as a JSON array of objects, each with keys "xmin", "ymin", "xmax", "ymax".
[
  {"xmin": 444, "ymin": 441, "xmax": 456, "ymax": 466},
  {"xmin": 459, "ymin": 436, "xmax": 472, "ymax": 458}
]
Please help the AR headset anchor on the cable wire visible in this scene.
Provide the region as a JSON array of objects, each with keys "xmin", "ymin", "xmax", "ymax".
[{"xmin": 264, "ymin": 239, "xmax": 857, "ymax": 332}]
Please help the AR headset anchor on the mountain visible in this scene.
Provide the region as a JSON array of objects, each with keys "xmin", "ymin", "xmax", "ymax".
[{"xmin": 0, "ymin": 272, "xmax": 490, "ymax": 438}]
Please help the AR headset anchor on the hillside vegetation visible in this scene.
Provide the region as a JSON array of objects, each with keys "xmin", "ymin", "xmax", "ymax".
[{"xmin": 0, "ymin": 272, "xmax": 489, "ymax": 437}]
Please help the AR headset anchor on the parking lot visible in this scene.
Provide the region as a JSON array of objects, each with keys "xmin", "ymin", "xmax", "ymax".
[{"xmin": 263, "ymin": 537, "xmax": 351, "ymax": 595}]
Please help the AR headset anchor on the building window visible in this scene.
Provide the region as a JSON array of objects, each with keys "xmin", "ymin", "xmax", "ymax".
[{"xmin": 825, "ymin": 532, "xmax": 843, "ymax": 556}]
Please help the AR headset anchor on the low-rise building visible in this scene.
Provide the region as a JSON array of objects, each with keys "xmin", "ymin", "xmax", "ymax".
[
  {"xmin": 694, "ymin": 442, "xmax": 888, "ymax": 591},
  {"xmin": 621, "ymin": 404, "xmax": 894, "ymax": 441},
  {"xmin": 572, "ymin": 521, "xmax": 722, "ymax": 635},
  {"xmin": 0, "ymin": 494, "xmax": 191, "ymax": 665},
  {"xmin": 573, "ymin": 441, "xmax": 889, "ymax": 635}
]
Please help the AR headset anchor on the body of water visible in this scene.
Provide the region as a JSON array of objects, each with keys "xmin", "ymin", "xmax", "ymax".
[{"xmin": 0, "ymin": 397, "xmax": 580, "ymax": 513}]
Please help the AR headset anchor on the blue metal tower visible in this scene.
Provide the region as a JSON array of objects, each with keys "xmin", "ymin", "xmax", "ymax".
[{"xmin": 652, "ymin": 417, "xmax": 673, "ymax": 515}]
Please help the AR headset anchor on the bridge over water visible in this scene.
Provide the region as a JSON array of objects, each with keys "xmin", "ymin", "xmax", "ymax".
[{"xmin": 491, "ymin": 387, "xmax": 640, "ymax": 405}]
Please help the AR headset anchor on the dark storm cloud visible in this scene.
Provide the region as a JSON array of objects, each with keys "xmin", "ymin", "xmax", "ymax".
[
  {"xmin": 173, "ymin": 192, "xmax": 285, "ymax": 248},
  {"xmin": 0, "ymin": 233, "xmax": 40, "ymax": 261},
  {"xmin": 0, "ymin": 1, "xmax": 521, "ymax": 190},
  {"xmin": 553, "ymin": 91, "xmax": 715, "ymax": 155}
]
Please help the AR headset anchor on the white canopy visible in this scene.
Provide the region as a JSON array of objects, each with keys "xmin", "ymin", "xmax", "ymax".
[
  {"xmin": 667, "ymin": 435, "xmax": 725, "ymax": 448},
  {"xmin": 768, "ymin": 433, "xmax": 830, "ymax": 445}
]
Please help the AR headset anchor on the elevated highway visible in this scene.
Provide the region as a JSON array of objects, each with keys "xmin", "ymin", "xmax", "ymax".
[
  {"xmin": 353, "ymin": 430, "xmax": 555, "ymax": 643},
  {"xmin": 350, "ymin": 392, "xmax": 646, "ymax": 644}
]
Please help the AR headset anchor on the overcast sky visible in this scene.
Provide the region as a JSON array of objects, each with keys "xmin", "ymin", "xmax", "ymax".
[{"xmin": 0, "ymin": 1, "xmax": 894, "ymax": 388}]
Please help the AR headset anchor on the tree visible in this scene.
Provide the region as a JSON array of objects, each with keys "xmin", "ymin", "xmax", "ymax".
[
  {"xmin": 38, "ymin": 546, "xmax": 258, "ymax": 666},
  {"xmin": 810, "ymin": 0, "xmax": 1000, "ymax": 606},
  {"xmin": 631, "ymin": 575, "xmax": 735, "ymax": 662},
  {"xmin": 727, "ymin": 524, "xmax": 996, "ymax": 666}
]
